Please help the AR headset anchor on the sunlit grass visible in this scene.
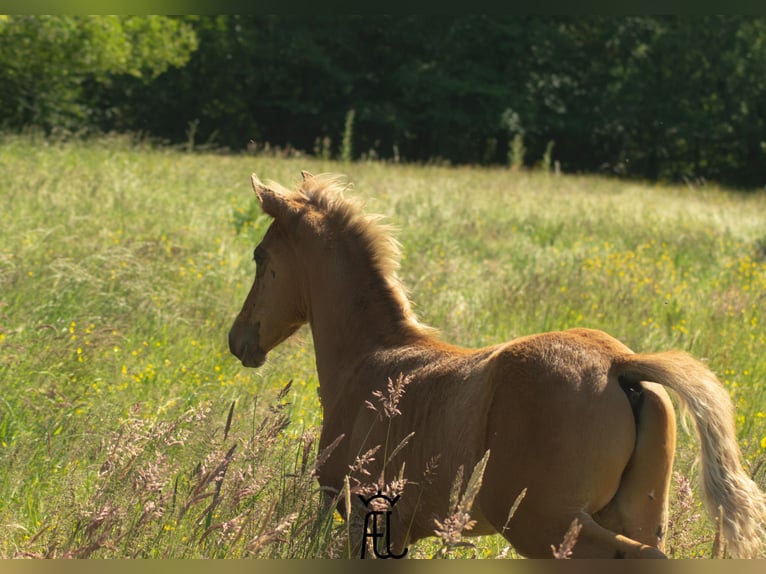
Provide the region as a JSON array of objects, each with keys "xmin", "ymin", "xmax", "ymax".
[{"xmin": 1, "ymin": 134, "xmax": 765, "ymax": 557}]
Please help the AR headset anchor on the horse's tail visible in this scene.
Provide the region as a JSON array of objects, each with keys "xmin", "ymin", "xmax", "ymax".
[{"xmin": 614, "ymin": 350, "xmax": 766, "ymax": 558}]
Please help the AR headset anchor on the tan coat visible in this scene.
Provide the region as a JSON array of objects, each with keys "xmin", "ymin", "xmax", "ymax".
[{"xmin": 229, "ymin": 172, "xmax": 766, "ymax": 558}]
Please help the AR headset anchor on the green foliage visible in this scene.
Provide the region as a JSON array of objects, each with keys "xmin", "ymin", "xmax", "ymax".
[
  {"xmin": 4, "ymin": 16, "xmax": 766, "ymax": 185},
  {"xmin": 87, "ymin": 15, "xmax": 766, "ymax": 187},
  {"xmin": 0, "ymin": 16, "xmax": 197, "ymax": 130}
]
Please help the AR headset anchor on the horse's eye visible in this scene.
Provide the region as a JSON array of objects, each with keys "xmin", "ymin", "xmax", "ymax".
[{"xmin": 253, "ymin": 248, "xmax": 265, "ymax": 265}]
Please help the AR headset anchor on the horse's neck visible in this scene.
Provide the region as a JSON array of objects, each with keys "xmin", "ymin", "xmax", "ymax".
[{"xmin": 304, "ymin": 252, "xmax": 424, "ymax": 390}]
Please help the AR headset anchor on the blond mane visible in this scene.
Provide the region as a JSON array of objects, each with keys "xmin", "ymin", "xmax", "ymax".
[{"xmin": 297, "ymin": 173, "xmax": 436, "ymax": 337}]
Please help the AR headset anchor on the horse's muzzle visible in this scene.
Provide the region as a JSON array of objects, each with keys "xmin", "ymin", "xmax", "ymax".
[
  {"xmin": 239, "ymin": 350, "xmax": 266, "ymax": 368},
  {"xmin": 228, "ymin": 324, "xmax": 266, "ymax": 368}
]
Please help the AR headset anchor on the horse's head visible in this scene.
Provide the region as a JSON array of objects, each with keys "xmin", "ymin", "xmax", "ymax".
[{"xmin": 228, "ymin": 172, "xmax": 312, "ymax": 368}]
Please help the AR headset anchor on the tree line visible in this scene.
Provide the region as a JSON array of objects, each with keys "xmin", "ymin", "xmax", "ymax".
[{"xmin": 2, "ymin": 15, "xmax": 766, "ymax": 188}]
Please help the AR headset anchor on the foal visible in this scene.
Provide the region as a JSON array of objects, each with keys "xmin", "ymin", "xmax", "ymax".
[{"xmin": 229, "ymin": 171, "xmax": 766, "ymax": 558}]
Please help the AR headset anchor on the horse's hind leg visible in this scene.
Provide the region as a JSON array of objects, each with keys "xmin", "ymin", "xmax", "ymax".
[
  {"xmin": 590, "ymin": 381, "xmax": 677, "ymax": 554},
  {"xmin": 569, "ymin": 512, "xmax": 667, "ymax": 558}
]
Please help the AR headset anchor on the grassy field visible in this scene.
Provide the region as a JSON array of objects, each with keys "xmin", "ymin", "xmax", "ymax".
[{"xmin": 1, "ymin": 134, "xmax": 765, "ymax": 558}]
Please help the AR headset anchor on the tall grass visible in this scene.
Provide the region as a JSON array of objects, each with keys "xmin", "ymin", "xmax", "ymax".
[
  {"xmin": 1, "ymin": 133, "xmax": 765, "ymax": 558},
  {"xmin": 341, "ymin": 108, "xmax": 355, "ymax": 163}
]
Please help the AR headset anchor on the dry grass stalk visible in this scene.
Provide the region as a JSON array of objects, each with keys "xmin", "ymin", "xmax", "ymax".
[
  {"xmin": 384, "ymin": 431, "xmax": 415, "ymax": 471},
  {"xmin": 666, "ymin": 471, "xmax": 706, "ymax": 557},
  {"xmin": 433, "ymin": 449, "xmax": 491, "ymax": 556},
  {"xmin": 223, "ymin": 400, "xmax": 236, "ymax": 441},
  {"xmin": 199, "ymin": 509, "xmax": 251, "ymax": 547},
  {"xmin": 246, "ymin": 511, "xmax": 299, "ymax": 555},
  {"xmin": 349, "ymin": 445, "xmax": 381, "ymax": 478},
  {"xmin": 378, "ymin": 463, "xmax": 408, "ymax": 507},
  {"xmin": 178, "ymin": 443, "xmax": 236, "ymax": 521},
  {"xmin": 312, "ymin": 433, "xmax": 345, "ymax": 479},
  {"xmin": 501, "ymin": 487, "xmax": 527, "ymax": 538},
  {"xmin": 195, "ymin": 443, "xmax": 238, "ymax": 528},
  {"xmin": 551, "ymin": 518, "xmax": 583, "ymax": 559},
  {"xmin": 365, "ymin": 373, "xmax": 412, "ymax": 420},
  {"xmin": 299, "ymin": 430, "xmax": 317, "ymax": 476},
  {"xmin": 257, "ymin": 381, "xmax": 292, "ymax": 442}
]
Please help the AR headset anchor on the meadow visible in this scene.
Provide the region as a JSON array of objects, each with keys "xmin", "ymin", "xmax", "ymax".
[{"xmin": 1, "ymin": 134, "xmax": 765, "ymax": 558}]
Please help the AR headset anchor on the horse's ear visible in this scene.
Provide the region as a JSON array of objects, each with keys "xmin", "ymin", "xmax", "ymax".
[
  {"xmin": 251, "ymin": 173, "xmax": 290, "ymax": 219},
  {"xmin": 300, "ymin": 170, "xmax": 314, "ymax": 182}
]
